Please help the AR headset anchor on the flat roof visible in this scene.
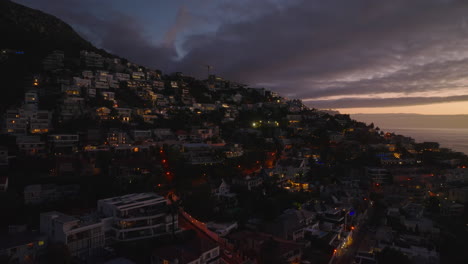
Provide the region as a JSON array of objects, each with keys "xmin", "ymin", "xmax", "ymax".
[{"xmin": 99, "ymin": 193, "xmax": 165, "ymax": 209}]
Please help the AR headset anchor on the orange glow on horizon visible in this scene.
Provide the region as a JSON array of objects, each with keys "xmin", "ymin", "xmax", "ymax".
[{"xmin": 336, "ymin": 101, "xmax": 468, "ymax": 115}]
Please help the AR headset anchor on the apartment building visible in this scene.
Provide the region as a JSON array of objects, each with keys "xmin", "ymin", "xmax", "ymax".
[
  {"xmin": 80, "ymin": 51, "xmax": 104, "ymax": 68},
  {"xmin": 115, "ymin": 72, "xmax": 130, "ymax": 81},
  {"xmin": 365, "ymin": 167, "xmax": 390, "ymax": 185},
  {"xmin": 131, "ymin": 71, "xmax": 146, "ymax": 80},
  {"xmin": 5, "ymin": 107, "xmax": 51, "ymax": 135},
  {"xmin": 97, "ymin": 193, "xmax": 179, "ymax": 242},
  {"xmin": 40, "ymin": 212, "xmax": 108, "ymax": 259},
  {"xmin": 0, "ymin": 230, "xmax": 47, "ymax": 264},
  {"xmin": 16, "ymin": 136, "xmax": 46, "ymax": 156},
  {"xmin": 47, "ymin": 134, "xmax": 79, "ymax": 154},
  {"xmin": 107, "ymin": 130, "xmax": 130, "ymax": 145},
  {"xmin": 131, "ymin": 130, "xmax": 152, "ymax": 141},
  {"xmin": 42, "ymin": 50, "xmax": 64, "ymax": 71},
  {"xmin": 0, "ymin": 147, "xmax": 8, "ymax": 167},
  {"xmin": 5, "ymin": 109, "xmax": 28, "ymax": 134}
]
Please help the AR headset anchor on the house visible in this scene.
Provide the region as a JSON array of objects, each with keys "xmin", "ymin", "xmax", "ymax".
[
  {"xmin": 107, "ymin": 130, "xmax": 130, "ymax": 145},
  {"xmin": 183, "ymin": 143, "xmax": 222, "ymax": 165},
  {"xmin": 232, "ymin": 175, "xmax": 263, "ymax": 191},
  {"xmin": 206, "ymin": 222, "xmax": 238, "ymax": 237},
  {"xmin": 365, "ymin": 167, "xmax": 389, "ymax": 185},
  {"xmin": 264, "ymin": 209, "xmax": 316, "ymax": 241},
  {"xmin": 176, "ymin": 130, "xmax": 189, "ymax": 141},
  {"xmin": 153, "ymin": 128, "xmax": 175, "ymax": 141},
  {"xmin": 16, "ymin": 136, "xmax": 46, "ymax": 156},
  {"xmin": 82, "ymin": 70, "xmax": 94, "ymax": 79},
  {"xmin": 214, "ymin": 179, "xmax": 238, "ymax": 209},
  {"xmin": 96, "ymin": 107, "xmax": 111, "ymax": 120},
  {"xmin": 5, "ymin": 109, "xmax": 27, "ymax": 134},
  {"xmin": 47, "ymin": 134, "xmax": 79, "ymax": 154},
  {"xmin": 60, "ymin": 97, "xmax": 85, "ymax": 120},
  {"xmin": 101, "ymin": 91, "xmax": 115, "ymax": 101},
  {"xmin": 131, "ymin": 130, "xmax": 152, "ymax": 141},
  {"xmin": 62, "ymin": 85, "xmax": 81, "ymax": 96},
  {"xmin": 0, "ymin": 147, "xmax": 8, "ymax": 166},
  {"xmin": 273, "ymin": 158, "xmax": 309, "ymax": 183},
  {"xmin": 0, "ymin": 176, "xmax": 8, "ymax": 192},
  {"xmin": 131, "ymin": 71, "xmax": 146, "ymax": 80},
  {"xmin": 73, "ymin": 77, "xmax": 92, "ymax": 87},
  {"xmin": 445, "ymin": 168, "xmax": 468, "ymax": 183},
  {"xmin": 42, "ymin": 50, "xmax": 64, "ymax": 70},
  {"xmin": 0, "ymin": 230, "xmax": 47, "ymax": 264},
  {"xmin": 94, "ymin": 80, "xmax": 109, "ymax": 89},
  {"xmin": 190, "ymin": 127, "xmax": 219, "ymax": 141},
  {"xmin": 24, "ymin": 184, "xmax": 80, "ymax": 205},
  {"xmin": 4, "ymin": 106, "xmax": 51, "ymax": 135},
  {"xmin": 114, "ymin": 72, "xmax": 130, "ymax": 81},
  {"xmin": 224, "ymin": 144, "xmax": 243, "ymax": 158},
  {"xmin": 114, "ymin": 108, "xmax": 132, "ymax": 123},
  {"xmin": 448, "ymin": 186, "xmax": 468, "ymax": 203},
  {"xmin": 226, "ymin": 231, "xmax": 303, "ymax": 264},
  {"xmin": 29, "ymin": 110, "xmax": 52, "ymax": 134},
  {"xmin": 151, "ymin": 234, "xmax": 220, "ymax": 264}
]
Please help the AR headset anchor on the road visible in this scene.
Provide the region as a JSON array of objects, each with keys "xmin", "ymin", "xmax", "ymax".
[
  {"xmin": 331, "ymin": 207, "xmax": 375, "ymax": 264},
  {"xmin": 178, "ymin": 210, "xmax": 244, "ymax": 264}
]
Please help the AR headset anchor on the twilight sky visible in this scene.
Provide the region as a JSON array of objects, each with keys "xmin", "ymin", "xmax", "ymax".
[{"xmin": 14, "ymin": 0, "xmax": 468, "ymax": 114}]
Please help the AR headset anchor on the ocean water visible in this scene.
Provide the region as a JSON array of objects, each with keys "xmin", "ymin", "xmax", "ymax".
[{"xmin": 382, "ymin": 127, "xmax": 468, "ymax": 155}]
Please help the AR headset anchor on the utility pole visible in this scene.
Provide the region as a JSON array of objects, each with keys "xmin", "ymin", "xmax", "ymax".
[{"xmin": 204, "ymin": 65, "xmax": 213, "ymax": 78}]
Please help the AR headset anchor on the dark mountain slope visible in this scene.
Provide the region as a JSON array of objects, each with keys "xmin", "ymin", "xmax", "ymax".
[
  {"xmin": 0, "ymin": 0, "xmax": 112, "ymax": 64},
  {"xmin": 0, "ymin": 0, "xmax": 114, "ymax": 111}
]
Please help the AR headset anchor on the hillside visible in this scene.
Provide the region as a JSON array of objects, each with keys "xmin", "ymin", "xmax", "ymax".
[
  {"xmin": 0, "ymin": 0, "xmax": 112, "ymax": 63},
  {"xmin": 0, "ymin": 0, "xmax": 115, "ymax": 110}
]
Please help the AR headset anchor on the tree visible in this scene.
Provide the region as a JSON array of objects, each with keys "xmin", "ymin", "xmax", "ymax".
[
  {"xmin": 376, "ymin": 247, "xmax": 411, "ymax": 264},
  {"xmin": 45, "ymin": 243, "xmax": 72, "ymax": 264}
]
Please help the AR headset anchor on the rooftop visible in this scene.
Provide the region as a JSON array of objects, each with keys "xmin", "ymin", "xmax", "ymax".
[{"xmin": 99, "ymin": 193, "xmax": 166, "ymax": 209}]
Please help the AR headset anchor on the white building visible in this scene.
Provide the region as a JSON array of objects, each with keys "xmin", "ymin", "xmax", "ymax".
[
  {"xmin": 40, "ymin": 193, "xmax": 178, "ymax": 259},
  {"xmin": 97, "ymin": 193, "xmax": 179, "ymax": 241},
  {"xmin": 40, "ymin": 212, "xmax": 108, "ymax": 259}
]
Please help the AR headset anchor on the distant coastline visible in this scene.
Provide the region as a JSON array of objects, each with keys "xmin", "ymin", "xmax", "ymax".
[
  {"xmin": 351, "ymin": 114, "xmax": 468, "ymax": 129},
  {"xmin": 351, "ymin": 114, "xmax": 468, "ymax": 154}
]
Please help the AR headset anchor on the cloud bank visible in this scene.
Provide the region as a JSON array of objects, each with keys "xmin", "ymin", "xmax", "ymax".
[{"xmin": 14, "ymin": 0, "xmax": 468, "ymax": 109}]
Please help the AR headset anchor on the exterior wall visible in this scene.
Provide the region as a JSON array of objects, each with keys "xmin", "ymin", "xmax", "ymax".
[{"xmin": 97, "ymin": 193, "xmax": 179, "ymax": 242}]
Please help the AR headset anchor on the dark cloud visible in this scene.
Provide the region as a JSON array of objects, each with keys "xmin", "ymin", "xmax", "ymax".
[
  {"xmin": 175, "ymin": 0, "xmax": 468, "ymax": 107},
  {"xmin": 14, "ymin": 0, "xmax": 177, "ymax": 69},
  {"xmin": 13, "ymin": 0, "xmax": 468, "ymax": 108}
]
